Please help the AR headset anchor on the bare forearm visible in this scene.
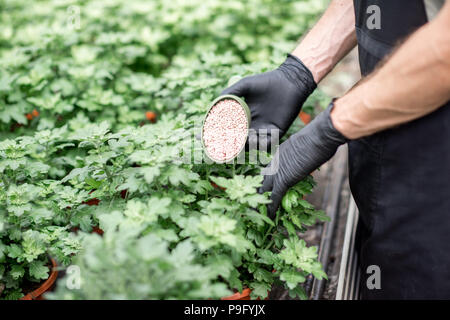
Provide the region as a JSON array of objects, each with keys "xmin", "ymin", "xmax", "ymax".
[
  {"xmin": 332, "ymin": 2, "xmax": 450, "ymax": 139},
  {"xmin": 292, "ymin": 0, "xmax": 357, "ymax": 83}
]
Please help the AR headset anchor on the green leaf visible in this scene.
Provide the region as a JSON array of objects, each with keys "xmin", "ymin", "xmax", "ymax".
[
  {"xmin": 282, "ymin": 217, "xmax": 297, "ymax": 236},
  {"xmin": 166, "ymin": 166, "xmax": 199, "ymax": 187},
  {"xmin": 253, "ymin": 268, "xmax": 274, "ymax": 283},
  {"xmin": 244, "ymin": 209, "xmax": 274, "ymax": 227},
  {"xmin": 282, "ymin": 195, "xmax": 292, "ymax": 211},
  {"xmin": 99, "ymin": 210, "xmax": 124, "ymax": 233},
  {"xmin": 7, "ymin": 244, "xmax": 23, "ymax": 260},
  {"xmin": 153, "ymin": 229, "xmax": 179, "ymax": 242},
  {"xmin": 4, "ymin": 289, "xmax": 24, "ymax": 300},
  {"xmin": 250, "ymin": 281, "xmax": 271, "ymax": 299},
  {"xmin": 280, "ymin": 269, "xmax": 306, "ymax": 289},
  {"xmin": 118, "ymin": 172, "xmax": 142, "ymax": 194},
  {"xmin": 228, "ymin": 268, "xmax": 243, "ymax": 293},
  {"xmin": 29, "ymin": 260, "xmax": 49, "ymax": 280},
  {"xmin": 288, "ymin": 286, "xmax": 308, "ymax": 300},
  {"xmin": 10, "ymin": 264, "xmax": 25, "ymax": 279},
  {"xmin": 147, "ymin": 197, "xmax": 171, "ymax": 217},
  {"xmin": 85, "ymin": 177, "xmax": 102, "ymax": 189},
  {"xmin": 141, "ymin": 166, "xmax": 160, "ymax": 184},
  {"xmin": 192, "ymin": 180, "xmax": 214, "ymax": 194},
  {"xmin": 279, "ymin": 237, "xmax": 327, "ymax": 280},
  {"xmin": 62, "ymin": 167, "xmax": 90, "ymax": 183},
  {"xmin": 21, "ymin": 230, "xmax": 47, "ymax": 262},
  {"xmin": 210, "ymin": 175, "xmax": 267, "ymax": 205},
  {"xmin": 256, "ymin": 249, "xmax": 279, "ymax": 265},
  {"xmin": 298, "ymin": 199, "xmax": 314, "ymax": 209},
  {"xmin": 243, "ymin": 193, "xmax": 271, "ymax": 207}
]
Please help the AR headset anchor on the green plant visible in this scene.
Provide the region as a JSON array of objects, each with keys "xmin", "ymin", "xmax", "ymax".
[
  {"xmin": 0, "ymin": 0, "xmax": 330, "ymax": 300},
  {"xmin": 0, "ymin": 0, "xmax": 327, "ymax": 136},
  {"xmin": 46, "ymin": 116, "xmax": 328, "ymax": 299},
  {"xmin": 0, "ymin": 135, "xmax": 81, "ymax": 299},
  {"xmin": 47, "ymin": 231, "xmax": 232, "ymax": 300},
  {"xmin": 207, "ymin": 175, "xmax": 329, "ymax": 299}
]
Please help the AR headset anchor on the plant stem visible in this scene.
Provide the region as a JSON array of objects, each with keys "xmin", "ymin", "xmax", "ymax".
[
  {"xmin": 262, "ymin": 208, "xmax": 282, "ymax": 250},
  {"xmin": 205, "ymin": 167, "xmax": 210, "ymax": 200},
  {"xmin": 264, "ymin": 237, "xmax": 275, "ymax": 250},
  {"xmin": 262, "ymin": 224, "xmax": 274, "ymax": 245},
  {"xmin": 275, "ymin": 208, "xmax": 281, "ymax": 226},
  {"xmin": 1, "ymin": 174, "xmax": 10, "ymax": 189},
  {"xmin": 103, "ymin": 164, "xmax": 112, "ymax": 181}
]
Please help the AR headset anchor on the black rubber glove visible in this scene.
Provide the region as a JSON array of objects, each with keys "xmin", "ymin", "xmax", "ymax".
[
  {"xmin": 221, "ymin": 54, "xmax": 316, "ymax": 149},
  {"xmin": 261, "ymin": 101, "xmax": 348, "ymax": 218}
]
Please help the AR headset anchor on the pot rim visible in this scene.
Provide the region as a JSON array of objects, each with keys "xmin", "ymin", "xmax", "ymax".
[
  {"xmin": 221, "ymin": 287, "xmax": 252, "ymax": 300},
  {"xmin": 19, "ymin": 257, "xmax": 58, "ymax": 300}
]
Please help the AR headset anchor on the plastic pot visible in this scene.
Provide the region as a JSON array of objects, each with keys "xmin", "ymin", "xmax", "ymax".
[
  {"xmin": 201, "ymin": 94, "xmax": 251, "ymax": 163},
  {"xmin": 92, "ymin": 226, "xmax": 104, "ymax": 235},
  {"xmin": 83, "ymin": 189, "xmax": 100, "ymax": 206},
  {"xmin": 145, "ymin": 111, "xmax": 157, "ymax": 123},
  {"xmin": 71, "ymin": 226, "xmax": 104, "ymax": 236},
  {"xmin": 221, "ymin": 288, "xmax": 271, "ymax": 300},
  {"xmin": 84, "ymin": 198, "xmax": 100, "ymax": 206},
  {"xmin": 210, "ymin": 182, "xmax": 226, "ymax": 191},
  {"xmin": 221, "ymin": 288, "xmax": 252, "ymax": 300},
  {"xmin": 19, "ymin": 258, "xmax": 58, "ymax": 300},
  {"xmin": 299, "ymin": 111, "xmax": 312, "ymax": 124}
]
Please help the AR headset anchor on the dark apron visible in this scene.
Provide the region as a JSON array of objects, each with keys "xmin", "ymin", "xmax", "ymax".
[{"xmin": 351, "ymin": 0, "xmax": 450, "ymax": 299}]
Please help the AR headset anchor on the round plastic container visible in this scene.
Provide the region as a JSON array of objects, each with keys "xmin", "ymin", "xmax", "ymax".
[{"xmin": 201, "ymin": 94, "xmax": 251, "ymax": 163}]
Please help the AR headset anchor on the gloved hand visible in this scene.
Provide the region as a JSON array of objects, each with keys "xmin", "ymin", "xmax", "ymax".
[
  {"xmin": 221, "ymin": 54, "xmax": 316, "ymax": 149},
  {"xmin": 260, "ymin": 101, "xmax": 348, "ymax": 218}
]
